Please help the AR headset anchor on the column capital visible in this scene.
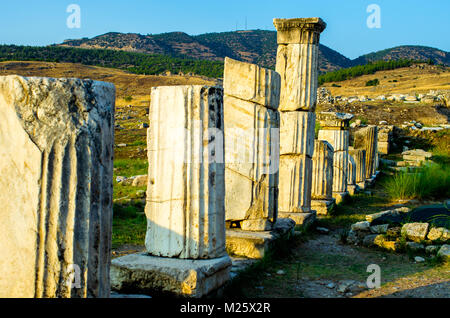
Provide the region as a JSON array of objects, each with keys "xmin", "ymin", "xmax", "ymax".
[
  {"xmin": 318, "ymin": 112, "xmax": 354, "ymax": 129},
  {"xmin": 273, "ymin": 17, "xmax": 326, "ymax": 44}
]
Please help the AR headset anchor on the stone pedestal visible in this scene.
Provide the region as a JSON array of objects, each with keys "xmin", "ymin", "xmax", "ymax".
[
  {"xmin": 349, "ymin": 148, "xmax": 367, "ymax": 190},
  {"xmin": 111, "ymin": 254, "xmax": 232, "ymax": 298},
  {"xmin": 116, "ymin": 85, "xmax": 230, "ymax": 298},
  {"xmin": 225, "ymin": 218, "xmax": 295, "ymax": 259},
  {"xmin": 274, "ymin": 17, "xmax": 326, "ymax": 226},
  {"xmin": 318, "ymin": 112, "xmax": 353, "ymax": 203},
  {"xmin": 311, "ymin": 140, "xmax": 335, "ymax": 215},
  {"xmin": 347, "ymin": 154, "xmax": 357, "ymax": 195},
  {"xmin": 354, "ymin": 125, "xmax": 378, "ymax": 179},
  {"xmin": 0, "ymin": 75, "xmax": 115, "ymax": 298},
  {"xmin": 223, "ymin": 58, "xmax": 280, "ymax": 231}
]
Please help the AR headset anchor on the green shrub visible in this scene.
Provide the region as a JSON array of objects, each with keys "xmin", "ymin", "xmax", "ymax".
[
  {"xmin": 384, "ymin": 163, "xmax": 450, "ymax": 200},
  {"xmin": 365, "ymin": 78, "xmax": 379, "ymax": 86}
]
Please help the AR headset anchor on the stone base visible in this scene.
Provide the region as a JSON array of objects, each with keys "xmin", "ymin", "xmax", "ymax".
[
  {"xmin": 311, "ymin": 199, "xmax": 335, "ymax": 216},
  {"xmin": 357, "ymin": 181, "xmax": 367, "ymax": 190},
  {"xmin": 347, "ymin": 184, "xmax": 357, "ymax": 196},
  {"xmin": 240, "ymin": 219, "xmax": 274, "ymax": 231},
  {"xmin": 278, "ymin": 211, "xmax": 316, "ymax": 229},
  {"xmin": 332, "ymin": 192, "xmax": 349, "ymax": 205},
  {"xmin": 110, "ymin": 253, "xmax": 231, "ymax": 298},
  {"xmin": 225, "ymin": 218, "xmax": 296, "ymax": 259}
]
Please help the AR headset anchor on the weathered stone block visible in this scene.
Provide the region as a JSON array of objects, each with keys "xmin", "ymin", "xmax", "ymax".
[
  {"xmin": 354, "ymin": 126, "xmax": 378, "ymax": 179},
  {"xmin": 280, "ymin": 111, "xmax": 315, "ymax": 156},
  {"xmin": 401, "ymin": 223, "xmax": 429, "ymax": 243},
  {"xmin": 0, "ymin": 75, "xmax": 115, "ymax": 298},
  {"xmin": 224, "ymin": 57, "xmax": 280, "ymax": 110},
  {"xmin": 311, "ymin": 140, "xmax": 333, "ymax": 200},
  {"xmin": 110, "ymin": 253, "xmax": 232, "ymax": 298},
  {"xmin": 278, "ymin": 155, "xmax": 312, "ymax": 213},
  {"xmin": 275, "ymin": 44, "xmax": 320, "ymax": 111},
  {"xmin": 223, "ymin": 91, "xmax": 279, "ymax": 230},
  {"xmin": 146, "ymin": 85, "xmax": 226, "ymax": 259},
  {"xmin": 225, "ymin": 218, "xmax": 295, "ymax": 258}
]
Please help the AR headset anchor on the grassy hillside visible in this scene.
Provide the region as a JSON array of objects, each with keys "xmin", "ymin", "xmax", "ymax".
[
  {"xmin": 322, "ymin": 63, "xmax": 450, "ymax": 97},
  {"xmin": 0, "ymin": 45, "xmax": 224, "ymax": 78}
]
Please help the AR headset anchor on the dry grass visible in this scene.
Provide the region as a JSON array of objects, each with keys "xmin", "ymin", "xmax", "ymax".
[
  {"xmin": 0, "ymin": 60, "xmax": 215, "ymax": 102},
  {"xmin": 323, "ymin": 64, "xmax": 450, "ymax": 97}
]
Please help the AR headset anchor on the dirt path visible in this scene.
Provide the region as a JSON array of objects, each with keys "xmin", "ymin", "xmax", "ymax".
[{"xmin": 232, "ymin": 232, "xmax": 449, "ymax": 298}]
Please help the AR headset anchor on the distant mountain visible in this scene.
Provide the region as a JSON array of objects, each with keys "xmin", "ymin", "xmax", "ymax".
[
  {"xmin": 59, "ymin": 30, "xmax": 352, "ymax": 73},
  {"xmin": 58, "ymin": 31, "xmax": 449, "ymax": 73},
  {"xmin": 353, "ymin": 45, "xmax": 450, "ymax": 66}
]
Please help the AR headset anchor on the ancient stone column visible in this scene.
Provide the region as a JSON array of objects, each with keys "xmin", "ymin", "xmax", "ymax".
[
  {"xmin": 146, "ymin": 85, "xmax": 226, "ymax": 259},
  {"xmin": 274, "ymin": 17, "xmax": 326, "ymax": 226},
  {"xmin": 223, "ymin": 57, "xmax": 280, "ymax": 232},
  {"xmin": 354, "ymin": 125, "xmax": 378, "ymax": 179},
  {"xmin": 349, "ymin": 148, "xmax": 367, "ymax": 189},
  {"xmin": 377, "ymin": 125, "xmax": 394, "ymax": 155},
  {"xmin": 317, "ymin": 112, "xmax": 353, "ymax": 204},
  {"xmin": 273, "ymin": 18, "xmax": 326, "ymax": 112},
  {"xmin": 0, "ymin": 75, "xmax": 115, "ymax": 298},
  {"xmin": 347, "ymin": 154, "xmax": 357, "ymax": 195},
  {"xmin": 311, "ymin": 140, "xmax": 335, "ymax": 215}
]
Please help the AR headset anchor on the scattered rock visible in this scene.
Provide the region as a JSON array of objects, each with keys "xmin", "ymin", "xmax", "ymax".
[
  {"xmin": 362, "ymin": 234, "xmax": 379, "ymax": 247},
  {"xmin": 351, "ymin": 221, "xmax": 370, "ymax": 232},
  {"xmin": 401, "ymin": 223, "xmax": 429, "ymax": 242},
  {"xmin": 414, "ymin": 256, "xmax": 425, "ymax": 263},
  {"xmin": 316, "ymin": 227, "xmax": 330, "ymax": 234},
  {"xmin": 427, "ymin": 227, "xmax": 449, "ymax": 241},
  {"xmin": 276, "ymin": 270, "xmax": 286, "ymax": 275},
  {"xmin": 370, "ymin": 224, "xmax": 389, "ymax": 234},
  {"xmin": 405, "ymin": 242, "xmax": 425, "ymax": 252},
  {"xmin": 132, "ymin": 175, "xmax": 148, "ymax": 187},
  {"xmin": 437, "ymin": 245, "xmax": 450, "ymax": 261},
  {"xmin": 425, "ymin": 245, "xmax": 439, "ymax": 254}
]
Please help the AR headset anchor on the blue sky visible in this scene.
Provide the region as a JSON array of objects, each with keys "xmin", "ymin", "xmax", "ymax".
[{"xmin": 0, "ymin": 0, "xmax": 448, "ymax": 59}]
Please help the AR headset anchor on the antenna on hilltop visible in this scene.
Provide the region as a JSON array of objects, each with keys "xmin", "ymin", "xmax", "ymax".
[{"xmin": 245, "ymin": 16, "xmax": 247, "ymax": 30}]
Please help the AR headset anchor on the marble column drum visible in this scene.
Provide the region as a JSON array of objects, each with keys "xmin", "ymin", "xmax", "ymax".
[
  {"xmin": 354, "ymin": 125, "xmax": 378, "ymax": 179},
  {"xmin": 311, "ymin": 140, "xmax": 335, "ymax": 215},
  {"xmin": 349, "ymin": 148, "xmax": 367, "ymax": 189},
  {"xmin": 145, "ymin": 85, "xmax": 226, "ymax": 259},
  {"xmin": 0, "ymin": 75, "xmax": 115, "ymax": 298}
]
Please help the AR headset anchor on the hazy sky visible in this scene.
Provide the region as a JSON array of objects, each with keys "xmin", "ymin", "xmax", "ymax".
[{"xmin": 0, "ymin": 0, "xmax": 449, "ymax": 59}]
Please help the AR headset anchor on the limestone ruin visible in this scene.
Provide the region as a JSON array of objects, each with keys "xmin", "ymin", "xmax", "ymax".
[
  {"xmin": 354, "ymin": 125, "xmax": 378, "ymax": 180},
  {"xmin": 274, "ymin": 17, "xmax": 326, "ymax": 225},
  {"xmin": 223, "ymin": 57, "xmax": 280, "ymax": 231},
  {"xmin": 349, "ymin": 148, "xmax": 367, "ymax": 190},
  {"xmin": 317, "ymin": 112, "xmax": 354, "ymax": 204},
  {"xmin": 111, "ymin": 85, "xmax": 231, "ymax": 298},
  {"xmin": 311, "ymin": 140, "xmax": 335, "ymax": 215},
  {"xmin": 0, "ymin": 75, "xmax": 115, "ymax": 298}
]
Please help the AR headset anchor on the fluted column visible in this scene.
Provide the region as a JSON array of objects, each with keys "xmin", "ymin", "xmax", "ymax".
[
  {"xmin": 273, "ymin": 18, "xmax": 326, "ymax": 112},
  {"xmin": 349, "ymin": 148, "xmax": 367, "ymax": 189},
  {"xmin": 318, "ymin": 112, "xmax": 353, "ymax": 204},
  {"xmin": 274, "ymin": 17, "xmax": 326, "ymax": 225},
  {"xmin": 146, "ymin": 85, "xmax": 226, "ymax": 259},
  {"xmin": 311, "ymin": 140, "xmax": 335, "ymax": 215},
  {"xmin": 0, "ymin": 75, "xmax": 115, "ymax": 298},
  {"xmin": 354, "ymin": 125, "xmax": 378, "ymax": 179},
  {"xmin": 347, "ymin": 154, "xmax": 357, "ymax": 195}
]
